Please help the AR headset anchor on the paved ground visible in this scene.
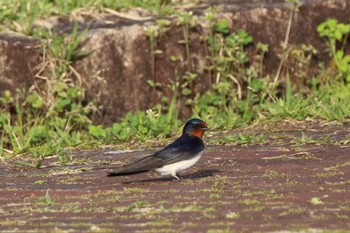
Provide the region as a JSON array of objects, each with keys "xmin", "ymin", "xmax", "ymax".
[{"xmin": 1, "ymin": 122, "xmax": 350, "ymax": 232}]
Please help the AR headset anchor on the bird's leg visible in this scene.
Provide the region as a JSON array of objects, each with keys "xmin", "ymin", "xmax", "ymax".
[{"xmin": 171, "ymin": 171, "xmax": 181, "ymax": 180}]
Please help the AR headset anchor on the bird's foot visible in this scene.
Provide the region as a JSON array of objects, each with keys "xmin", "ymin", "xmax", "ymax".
[{"xmin": 171, "ymin": 172, "xmax": 182, "ymax": 180}]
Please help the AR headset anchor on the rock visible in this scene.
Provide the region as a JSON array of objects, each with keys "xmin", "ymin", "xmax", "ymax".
[
  {"xmin": 0, "ymin": 31, "xmax": 40, "ymax": 93},
  {"xmin": 74, "ymin": 24, "xmax": 153, "ymax": 124}
]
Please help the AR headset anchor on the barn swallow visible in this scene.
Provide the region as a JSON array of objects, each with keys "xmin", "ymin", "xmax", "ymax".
[{"xmin": 107, "ymin": 118, "xmax": 208, "ymax": 180}]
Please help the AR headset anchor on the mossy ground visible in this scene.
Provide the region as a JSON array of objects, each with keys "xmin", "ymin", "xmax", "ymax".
[{"xmin": 1, "ymin": 122, "xmax": 350, "ymax": 232}]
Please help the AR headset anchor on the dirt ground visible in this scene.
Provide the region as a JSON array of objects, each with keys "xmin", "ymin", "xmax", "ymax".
[{"xmin": 1, "ymin": 123, "xmax": 350, "ymax": 232}]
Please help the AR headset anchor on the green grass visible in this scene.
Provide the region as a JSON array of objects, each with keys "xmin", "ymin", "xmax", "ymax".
[
  {"xmin": 279, "ymin": 207, "xmax": 306, "ymax": 216},
  {"xmin": 209, "ymin": 133, "xmax": 266, "ymax": 145},
  {"xmin": 0, "ymin": 0, "xmax": 174, "ymax": 34},
  {"xmin": 263, "ymin": 170, "xmax": 286, "ymax": 178},
  {"xmin": 237, "ymin": 199, "xmax": 261, "ymax": 206},
  {"xmin": 225, "ymin": 211, "xmax": 240, "ymax": 219}
]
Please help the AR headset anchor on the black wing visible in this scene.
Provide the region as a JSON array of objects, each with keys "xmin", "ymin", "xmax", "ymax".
[{"xmin": 153, "ymin": 134, "xmax": 204, "ymax": 165}]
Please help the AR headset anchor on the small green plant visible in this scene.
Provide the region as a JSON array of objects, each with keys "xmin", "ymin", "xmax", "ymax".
[
  {"xmin": 181, "ymin": 71, "xmax": 198, "ymax": 105},
  {"xmin": 145, "ymin": 19, "xmax": 170, "ymax": 93},
  {"xmin": 124, "ymin": 201, "xmax": 147, "ymax": 212},
  {"xmin": 0, "ymin": 24, "xmax": 95, "ymax": 157},
  {"xmin": 238, "ymin": 198, "xmax": 261, "ymax": 205},
  {"xmin": 317, "ymin": 18, "xmax": 350, "ymax": 83},
  {"xmin": 89, "ymin": 107, "xmax": 182, "ymax": 142},
  {"xmin": 263, "ymin": 170, "xmax": 286, "ymax": 178},
  {"xmin": 226, "ymin": 211, "xmax": 240, "ymax": 219},
  {"xmin": 195, "ymin": 13, "xmax": 270, "ymax": 127},
  {"xmin": 210, "ymin": 133, "xmax": 265, "ymax": 145},
  {"xmin": 0, "ymin": 0, "xmax": 174, "ymax": 34},
  {"xmin": 273, "ymin": 0, "xmax": 300, "ymax": 87},
  {"xmin": 309, "ymin": 197, "xmax": 324, "ymax": 205},
  {"xmin": 256, "ymin": 42, "xmax": 269, "ymax": 77},
  {"xmin": 209, "ymin": 193, "xmax": 220, "ymax": 199},
  {"xmin": 176, "ymin": 11, "xmax": 197, "ymax": 72},
  {"xmin": 38, "ymin": 190, "xmax": 55, "ymax": 206},
  {"xmin": 34, "ymin": 180, "xmax": 48, "ymax": 185}
]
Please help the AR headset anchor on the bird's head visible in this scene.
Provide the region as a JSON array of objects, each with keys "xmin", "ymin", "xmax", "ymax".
[{"xmin": 183, "ymin": 118, "xmax": 208, "ymax": 138}]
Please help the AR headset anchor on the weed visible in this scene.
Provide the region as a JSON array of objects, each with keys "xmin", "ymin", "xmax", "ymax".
[
  {"xmin": 210, "ymin": 193, "xmax": 220, "ymax": 199},
  {"xmin": 314, "ymin": 171, "xmax": 342, "ymax": 178},
  {"xmin": 207, "ymin": 229, "xmax": 231, "ymax": 233},
  {"xmin": 325, "ymin": 162, "xmax": 350, "ymax": 171},
  {"xmin": 145, "ymin": 20, "xmax": 170, "ymax": 93},
  {"xmin": 225, "ymin": 211, "xmax": 240, "ymax": 219},
  {"xmin": 279, "ymin": 207, "xmax": 306, "ymax": 216},
  {"xmin": 123, "ymin": 187, "xmax": 150, "ymax": 193},
  {"xmin": 171, "ymin": 202, "xmax": 214, "ymax": 213},
  {"xmin": 292, "ymin": 133, "xmax": 317, "ymax": 144},
  {"xmin": 195, "ymin": 13, "xmax": 259, "ymax": 127},
  {"xmin": 38, "ymin": 190, "xmax": 55, "ymax": 206},
  {"xmin": 273, "ymin": 0, "xmax": 300, "ymax": 86},
  {"xmin": 34, "ymin": 180, "xmax": 48, "ymax": 185},
  {"xmin": 176, "ymin": 11, "xmax": 197, "ymax": 72},
  {"xmin": 124, "ymin": 201, "xmax": 147, "ymax": 212},
  {"xmin": 238, "ymin": 198, "xmax": 261, "ymax": 205},
  {"xmin": 243, "ymin": 205, "xmax": 267, "ymax": 212},
  {"xmin": 0, "ymin": 0, "xmax": 174, "ymax": 34},
  {"xmin": 0, "ymin": 23, "xmax": 95, "ymax": 159},
  {"xmin": 317, "ymin": 18, "xmax": 350, "ymax": 83},
  {"xmin": 89, "ymin": 107, "xmax": 182, "ymax": 142},
  {"xmin": 262, "ymin": 151, "xmax": 318, "ymax": 161},
  {"xmin": 263, "ymin": 170, "xmax": 286, "ymax": 178},
  {"xmin": 146, "ymin": 220, "xmax": 173, "ymax": 227},
  {"xmin": 210, "ymin": 133, "xmax": 265, "ymax": 145},
  {"xmin": 309, "ymin": 197, "xmax": 324, "ymax": 205}
]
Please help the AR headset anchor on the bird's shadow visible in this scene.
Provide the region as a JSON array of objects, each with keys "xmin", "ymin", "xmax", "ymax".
[{"xmin": 122, "ymin": 169, "xmax": 221, "ymax": 184}]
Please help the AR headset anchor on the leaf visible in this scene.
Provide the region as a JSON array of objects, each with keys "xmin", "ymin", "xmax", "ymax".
[
  {"xmin": 54, "ymin": 82, "xmax": 68, "ymax": 93},
  {"xmin": 237, "ymin": 30, "xmax": 253, "ymax": 45},
  {"xmin": 29, "ymin": 126, "xmax": 47, "ymax": 145},
  {"xmin": 138, "ymin": 125, "xmax": 148, "ymax": 134},
  {"xmin": 335, "ymin": 50, "xmax": 344, "ymax": 60},
  {"xmin": 56, "ymin": 98, "xmax": 71, "ymax": 112},
  {"xmin": 67, "ymin": 87, "xmax": 80, "ymax": 98},
  {"xmin": 170, "ymin": 55, "xmax": 178, "ymax": 62},
  {"xmin": 338, "ymin": 23, "xmax": 350, "ymax": 34},
  {"xmin": 26, "ymin": 92, "xmax": 44, "ymax": 109},
  {"xmin": 111, "ymin": 123, "xmax": 122, "ymax": 133},
  {"xmin": 0, "ymin": 90, "xmax": 14, "ymax": 105},
  {"xmin": 207, "ymin": 35, "xmax": 218, "ymax": 49},
  {"xmin": 334, "ymin": 30, "xmax": 342, "ymax": 40},
  {"xmin": 181, "ymin": 88, "xmax": 192, "ymax": 96},
  {"xmin": 310, "ymin": 197, "xmax": 324, "ymax": 205},
  {"xmin": 88, "ymin": 125, "xmax": 107, "ymax": 139},
  {"xmin": 215, "ymin": 19, "xmax": 230, "ymax": 35},
  {"xmin": 250, "ymin": 79, "xmax": 261, "ymax": 91},
  {"xmin": 147, "ymin": 80, "xmax": 156, "ymax": 87}
]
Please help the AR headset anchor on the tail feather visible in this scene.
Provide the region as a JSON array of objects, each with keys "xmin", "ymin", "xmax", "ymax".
[
  {"xmin": 107, "ymin": 169, "xmax": 148, "ymax": 177},
  {"xmin": 107, "ymin": 155, "xmax": 162, "ymax": 177}
]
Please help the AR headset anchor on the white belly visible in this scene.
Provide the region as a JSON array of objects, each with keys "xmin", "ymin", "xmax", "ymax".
[{"xmin": 156, "ymin": 151, "xmax": 203, "ymax": 176}]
